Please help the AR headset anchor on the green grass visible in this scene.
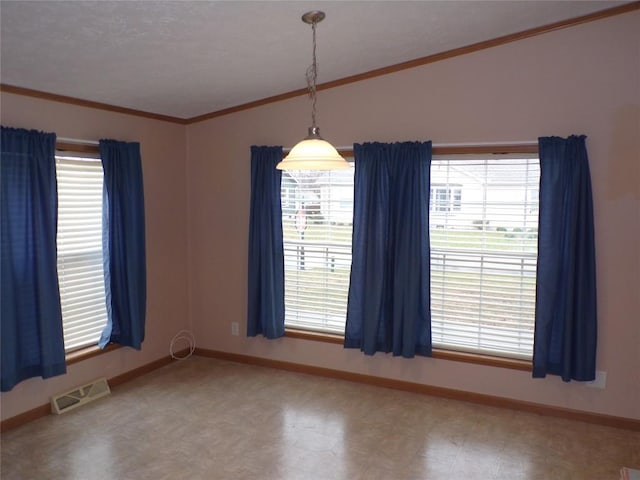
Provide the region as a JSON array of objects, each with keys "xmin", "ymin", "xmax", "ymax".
[
  {"xmin": 283, "ymin": 218, "xmax": 352, "ymax": 243},
  {"xmin": 430, "ymin": 229, "xmax": 537, "ymax": 253},
  {"xmin": 284, "ymin": 218, "xmax": 537, "ymax": 253}
]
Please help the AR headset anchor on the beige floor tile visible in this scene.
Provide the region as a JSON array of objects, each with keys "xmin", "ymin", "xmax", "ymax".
[{"xmin": 1, "ymin": 356, "xmax": 638, "ymax": 480}]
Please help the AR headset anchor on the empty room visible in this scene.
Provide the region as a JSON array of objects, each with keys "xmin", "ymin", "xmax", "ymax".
[{"xmin": 1, "ymin": 1, "xmax": 639, "ymax": 479}]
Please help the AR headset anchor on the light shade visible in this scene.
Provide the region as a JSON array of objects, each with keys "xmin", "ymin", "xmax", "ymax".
[{"xmin": 277, "ymin": 127, "xmax": 350, "ymax": 170}]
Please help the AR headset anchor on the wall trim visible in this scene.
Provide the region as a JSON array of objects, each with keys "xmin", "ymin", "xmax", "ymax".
[
  {"xmin": 284, "ymin": 328, "xmax": 532, "ymax": 372},
  {"xmin": 0, "ymin": 84, "xmax": 188, "ymax": 125},
  {"xmin": 0, "ymin": 351, "xmax": 187, "ymax": 432},
  {"xmin": 194, "ymin": 348, "xmax": 640, "ymax": 432},
  {"xmin": 4, "ymin": 348, "xmax": 637, "ymax": 432},
  {"xmin": 184, "ymin": 1, "xmax": 640, "ymax": 124},
  {"xmin": 0, "ymin": 404, "xmax": 51, "ymax": 434},
  {"xmin": 65, "ymin": 343, "xmax": 121, "ymax": 366},
  {"xmin": 1, "ymin": 3, "xmax": 637, "ymax": 125}
]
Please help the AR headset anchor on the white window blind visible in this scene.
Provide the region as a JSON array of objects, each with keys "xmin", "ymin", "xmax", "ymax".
[
  {"xmin": 430, "ymin": 154, "xmax": 539, "ymax": 359},
  {"xmin": 280, "ymin": 152, "xmax": 538, "ymax": 361},
  {"xmin": 281, "ymin": 166, "xmax": 354, "ymax": 333},
  {"xmin": 56, "ymin": 155, "xmax": 108, "ymax": 352}
]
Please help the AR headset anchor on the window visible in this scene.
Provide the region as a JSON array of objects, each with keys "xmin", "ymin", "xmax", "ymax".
[
  {"xmin": 430, "ymin": 185, "xmax": 462, "ymax": 213},
  {"xmin": 281, "ymin": 149, "xmax": 539, "ymax": 361},
  {"xmin": 55, "ymin": 154, "xmax": 108, "ymax": 352},
  {"xmin": 282, "ymin": 166, "xmax": 354, "ymax": 334},
  {"xmin": 430, "ymin": 154, "xmax": 539, "ymax": 359}
]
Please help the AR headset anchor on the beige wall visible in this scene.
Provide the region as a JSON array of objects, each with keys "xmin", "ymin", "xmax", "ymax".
[
  {"xmin": 1, "ymin": 10, "xmax": 638, "ymax": 423},
  {"xmin": 0, "ymin": 95, "xmax": 189, "ymax": 420},
  {"xmin": 186, "ymin": 11, "xmax": 639, "ymax": 420}
]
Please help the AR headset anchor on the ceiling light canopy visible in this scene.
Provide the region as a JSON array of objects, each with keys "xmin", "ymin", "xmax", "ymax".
[{"xmin": 277, "ymin": 11, "xmax": 349, "ymax": 171}]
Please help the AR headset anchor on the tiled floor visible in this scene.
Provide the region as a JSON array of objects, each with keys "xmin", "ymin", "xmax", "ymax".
[{"xmin": 1, "ymin": 356, "xmax": 638, "ymax": 479}]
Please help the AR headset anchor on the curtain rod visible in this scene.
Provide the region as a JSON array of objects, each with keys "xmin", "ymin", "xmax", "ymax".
[
  {"xmin": 57, "ymin": 136, "xmax": 100, "ymax": 146},
  {"xmin": 57, "ymin": 137, "xmax": 537, "ymax": 151},
  {"xmin": 283, "ymin": 140, "xmax": 537, "ymax": 153},
  {"xmin": 432, "ymin": 140, "xmax": 536, "ymax": 147}
]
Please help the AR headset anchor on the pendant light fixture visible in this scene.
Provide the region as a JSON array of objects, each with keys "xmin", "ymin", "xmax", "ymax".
[{"xmin": 277, "ymin": 11, "xmax": 349, "ymax": 170}]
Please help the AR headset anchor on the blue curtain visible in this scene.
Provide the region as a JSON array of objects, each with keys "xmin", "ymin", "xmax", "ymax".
[
  {"xmin": 344, "ymin": 141, "xmax": 432, "ymax": 357},
  {"xmin": 247, "ymin": 146, "xmax": 285, "ymax": 339},
  {"xmin": 533, "ymin": 135, "xmax": 597, "ymax": 382},
  {"xmin": 98, "ymin": 139, "xmax": 147, "ymax": 350},
  {"xmin": 1, "ymin": 126, "xmax": 66, "ymax": 391}
]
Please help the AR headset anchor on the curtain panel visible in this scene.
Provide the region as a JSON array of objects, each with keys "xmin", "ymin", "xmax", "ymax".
[
  {"xmin": 247, "ymin": 146, "xmax": 285, "ymax": 339},
  {"xmin": 1, "ymin": 126, "xmax": 66, "ymax": 391},
  {"xmin": 98, "ymin": 139, "xmax": 147, "ymax": 350},
  {"xmin": 344, "ymin": 141, "xmax": 432, "ymax": 357},
  {"xmin": 533, "ymin": 135, "xmax": 597, "ymax": 382}
]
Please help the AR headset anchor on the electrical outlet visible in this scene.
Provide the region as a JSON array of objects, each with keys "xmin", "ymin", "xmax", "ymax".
[
  {"xmin": 586, "ymin": 370, "xmax": 606, "ymax": 389},
  {"xmin": 231, "ymin": 322, "xmax": 239, "ymax": 336}
]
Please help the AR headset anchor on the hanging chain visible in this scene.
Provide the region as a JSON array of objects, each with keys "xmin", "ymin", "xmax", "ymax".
[{"xmin": 306, "ymin": 20, "xmax": 318, "ymax": 128}]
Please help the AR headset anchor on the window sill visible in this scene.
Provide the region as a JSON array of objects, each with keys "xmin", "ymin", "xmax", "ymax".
[
  {"xmin": 284, "ymin": 328, "xmax": 531, "ymax": 372},
  {"xmin": 65, "ymin": 343, "xmax": 121, "ymax": 366}
]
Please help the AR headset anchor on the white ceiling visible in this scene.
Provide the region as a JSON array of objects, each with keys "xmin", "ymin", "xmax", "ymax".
[{"xmin": 0, "ymin": 1, "xmax": 626, "ymax": 120}]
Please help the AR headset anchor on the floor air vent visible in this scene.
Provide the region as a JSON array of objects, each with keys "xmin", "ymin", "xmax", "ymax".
[{"xmin": 51, "ymin": 377, "xmax": 111, "ymax": 414}]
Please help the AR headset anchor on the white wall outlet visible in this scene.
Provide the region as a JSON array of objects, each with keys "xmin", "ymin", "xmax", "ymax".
[
  {"xmin": 586, "ymin": 370, "xmax": 607, "ymax": 389},
  {"xmin": 231, "ymin": 322, "xmax": 239, "ymax": 336}
]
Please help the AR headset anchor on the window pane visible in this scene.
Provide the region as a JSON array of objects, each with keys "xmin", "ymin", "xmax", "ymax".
[
  {"xmin": 430, "ymin": 155, "xmax": 539, "ymax": 359},
  {"xmin": 282, "ymin": 166, "xmax": 354, "ymax": 333},
  {"xmin": 56, "ymin": 156, "xmax": 108, "ymax": 352},
  {"xmin": 280, "ymin": 152, "xmax": 539, "ymax": 361}
]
